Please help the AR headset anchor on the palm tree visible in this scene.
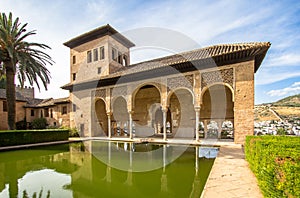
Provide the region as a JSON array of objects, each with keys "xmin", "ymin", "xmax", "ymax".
[{"xmin": 0, "ymin": 12, "xmax": 53, "ymax": 129}]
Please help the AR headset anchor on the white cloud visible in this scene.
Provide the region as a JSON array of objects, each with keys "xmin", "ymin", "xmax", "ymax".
[
  {"xmin": 267, "ymin": 82, "xmax": 300, "ymax": 97},
  {"xmin": 255, "ymin": 70, "xmax": 300, "ymax": 85},
  {"xmin": 292, "ymin": 82, "xmax": 300, "ymax": 87},
  {"xmin": 266, "ymin": 54, "xmax": 300, "ymax": 67}
]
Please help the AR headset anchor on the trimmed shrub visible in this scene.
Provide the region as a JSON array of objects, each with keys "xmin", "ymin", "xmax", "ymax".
[
  {"xmin": 0, "ymin": 129, "xmax": 69, "ymax": 147},
  {"xmin": 59, "ymin": 126, "xmax": 79, "ymax": 137},
  {"xmin": 32, "ymin": 118, "xmax": 47, "ymax": 129},
  {"xmin": 16, "ymin": 119, "xmax": 27, "ymax": 130},
  {"xmin": 245, "ymin": 136, "xmax": 300, "ymax": 197}
]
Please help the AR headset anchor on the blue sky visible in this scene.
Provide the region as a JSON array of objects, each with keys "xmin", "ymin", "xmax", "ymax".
[{"xmin": 1, "ymin": 0, "xmax": 300, "ymax": 104}]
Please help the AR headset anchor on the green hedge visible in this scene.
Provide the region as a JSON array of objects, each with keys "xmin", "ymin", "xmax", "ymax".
[
  {"xmin": 245, "ymin": 136, "xmax": 300, "ymax": 197},
  {"xmin": 0, "ymin": 129, "xmax": 69, "ymax": 147}
]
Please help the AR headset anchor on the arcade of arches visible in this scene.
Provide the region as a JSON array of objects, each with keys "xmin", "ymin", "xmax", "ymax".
[{"xmin": 93, "ymin": 82, "xmax": 235, "ymax": 142}]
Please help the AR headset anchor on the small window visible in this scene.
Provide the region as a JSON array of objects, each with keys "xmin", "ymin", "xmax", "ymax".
[
  {"xmin": 72, "ymin": 104, "xmax": 76, "ymax": 112},
  {"xmin": 97, "ymin": 67, "xmax": 102, "ymax": 74},
  {"xmin": 62, "ymin": 106, "xmax": 67, "ymax": 115},
  {"xmin": 72, "ymin": 73, "xmax": 76, "ymax": 81},
  {"xmin": 40, "ymin": 110, "xmax": 43, "ymax": 118},
  {"xmin": 100, "ymin": 46, "xmax": 105, "ymax": 60},
  {"xmin": 87, "ymin": 50, "xmax": 92, "ymax": 63},
  {"xmin": 112, "ymin": 48, "xmax": 117, "ymax": 61},
  {"xmin": 93, "ymin": 48, "xmax": 98, "ymax": 61},
  {"xmin": 72, "ymin": 55, "xmax": 76, "ymax": 64},
  {"xmin": 50, "ymin": 109, "xmax": 53, "ymax": 118},
  {"xmin": 31, "ymin": 109, "xmax": 35, "ymax": 116},
  {"xmin": 3, "ymin": 101, "xmax": 7, "ymax": 112},
  {"xmin": 44, "ymin": 108, "xmax": 49, "ymax": 117},
  {"xmin": 118, "ymin": 52, "xmax": 122, "ymax": 64}
]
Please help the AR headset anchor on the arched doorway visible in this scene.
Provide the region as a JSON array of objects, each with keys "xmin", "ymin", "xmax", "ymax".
[
  {"xmin": 95, "ymin": 99, "xmax": 108, "ymax": 137},
  {"xmin": 112, "ymin": 97, "xmax": 129, "ymax": 136},
  {"xmin": 200, "ymin": 84, "xmax": 234, "ymax": 139},
  {"xmin": 168, "ymin": 89, "xmax": 195, "ymax": 138},
  {"xmin": 132, "ymin": 85, "xmax": 161, "ymax": 137}
]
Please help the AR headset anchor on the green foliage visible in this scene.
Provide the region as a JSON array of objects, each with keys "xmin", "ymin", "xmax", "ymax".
[
  {"xmin": 245, "ymin": 136, "xmax": 300, "ymax": 197},
  {"xmin": 16, "ymin": 118, "xmax": 27, "ymax": 130},
  {"xmin": 31, "ymin": 118, "xmax": 47, "ymax": 129},
  {"xmin": 59, "ymin": 126, "xmax": 79, "ymax": 137},
  {"xmin": 277, "ymin": 128, "xmax": 287, "ymax": 135},
  {"xmin": 273, "ymin": 94, "xmax": 300, "ymax": 107},
  {"xmin": 0, "ymin": 129, "xmax": 69, "ymax": 147},
  {"xmin": 0, "ymin": 75, "xmax": 6, "ymax": 89}
]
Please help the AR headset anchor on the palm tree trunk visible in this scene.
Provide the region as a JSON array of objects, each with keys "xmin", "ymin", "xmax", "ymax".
[{"xmin": 5, "ymin": 62, "xmax": 16, "ymax": 130}]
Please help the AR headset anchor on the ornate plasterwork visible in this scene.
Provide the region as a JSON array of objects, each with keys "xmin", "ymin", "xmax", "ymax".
[
  {"xmin": 93, "ymin": 89, "xmax": 106, "ymax": 98},
  {"xmin": 167, "ymin": 75, "xmax": 193, "ymax": 92},
  {"xmin": 201, "ymin": 68, "xmax": 233, "ymax": 88},
  {"xmin": 111, "ymin": 86, "xmax": 127, "ymax": 97}
]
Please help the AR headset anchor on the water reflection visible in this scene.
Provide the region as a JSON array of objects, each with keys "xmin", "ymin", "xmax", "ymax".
[{"xmin": 0, "ymin": 141, "xmax": 215, "ymax": 198}]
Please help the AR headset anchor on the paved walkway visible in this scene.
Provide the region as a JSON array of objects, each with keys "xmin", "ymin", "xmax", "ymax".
[{"xmin": 201, "ymin": 145, "xmax": 263, "ymax": 198}]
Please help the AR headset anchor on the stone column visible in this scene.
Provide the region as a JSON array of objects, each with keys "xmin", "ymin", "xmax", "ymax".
[
  {"xmin": 162, "ymin": 108, "xmax": 167, "ymax": 141},
  {"xmin": 107, "ymin": 112, "xmax": 112, "ymax": 138},
  {"xmin": 217, "ymin": 120, "xmax": 222, "ymax": 139},
  {"xmin": 129, "ymin": 111, "xmax": 133, "ymax": 139},
  {"xmin": 195, "ymin": 107, "xmax": 200, "ymax": 141},
  {"xmin": 234, "ymin": 60, "xmax": 255, "ymax": 144},
  {"xmin": 203, "ymin": 120, "xmax": 208, "ymax": 139}
]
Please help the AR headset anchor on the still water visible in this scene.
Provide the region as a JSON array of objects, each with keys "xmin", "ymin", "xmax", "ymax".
[{"xmin": 0, "ymin": 141, "xmax": 215, "ymax": 198}]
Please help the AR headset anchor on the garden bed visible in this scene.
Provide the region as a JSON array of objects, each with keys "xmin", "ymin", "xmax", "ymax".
[{"xmin": 0, "ymin": 129, "xmax": 69, "ymax": 147}]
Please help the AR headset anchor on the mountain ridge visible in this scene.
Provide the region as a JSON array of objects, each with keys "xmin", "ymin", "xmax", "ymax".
[{"xmin": 255, "ymin": 94, "xmax": 300, "ymax": 121}]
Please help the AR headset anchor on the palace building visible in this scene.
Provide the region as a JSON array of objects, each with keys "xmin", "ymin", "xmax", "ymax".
[
  {"xmin": 0, "ymin": 86, "xmax": 71, "ymax": 130},
  {"xmin": 62, "ymin": 24, "xmax": 270, "ymax": 144}
]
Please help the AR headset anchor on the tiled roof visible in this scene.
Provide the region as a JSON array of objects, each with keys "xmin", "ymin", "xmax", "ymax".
[
  {"xmin": 25, "ymin": 97, "xmax": 70, "ymax": 108},
  {"xmin": 0, "ymin": 88, "xmax": 69, "ymax": 108},
  {"xmin": 62, "ymin": 42, "xmax": 271, "ymax": 91},
  {"xmin": 64, "ymin": 24, "xmax": 135, "ymax": 48},
  {"xmin": 111, "ymin": 42, "xmax": 271, "ymax": 77}
]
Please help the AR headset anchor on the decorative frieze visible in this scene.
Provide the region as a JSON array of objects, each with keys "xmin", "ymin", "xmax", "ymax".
[
  {"xmin": 111, "ymin": 86, "xmax": 127, "ymax": 97},
  {"xmin": 167, "ymin": 75, "xmax": 193, "ymax": 92},
  {"xmin": 93, "ymin": 89, "xmax": 106, "ymax": 98},
  {"xmin": 201, "ymin": 68, "xmax": 233, "ymax": 88}
]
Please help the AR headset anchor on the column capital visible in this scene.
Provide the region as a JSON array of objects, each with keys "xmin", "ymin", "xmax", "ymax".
[
  {"xmin": 106, "ymin": 112, "xmax": 112, "ymax": 116},
  {"xmin": 194, "ymin": 106, "xmax": 201, "ymax": 112},
  {"xmin": 128, "ymin": 110, "xmax": 134, "ymax": 115},
  {"xmin": 161, "ymin": 107, "xmax": 168, "ymax": 113}
]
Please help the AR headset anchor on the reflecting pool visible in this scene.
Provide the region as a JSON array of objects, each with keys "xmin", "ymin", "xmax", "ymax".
[{"xmin": 0, "ymin": 141, "xmax": 215, "ymax": 198}]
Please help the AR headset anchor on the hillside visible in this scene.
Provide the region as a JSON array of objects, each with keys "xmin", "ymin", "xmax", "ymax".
[
  {"xmin": 255, "ymin": 94, "xmax": 300, "ymax": 121},
  {"xmin": 273, "ymin": 94, "xmax": 300, "ymax": 107}
]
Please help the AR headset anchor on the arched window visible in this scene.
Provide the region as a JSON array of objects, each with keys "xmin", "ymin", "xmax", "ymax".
[{"xmin": 122, "ymin": 55, "xmax": 128, "ymax": 66}]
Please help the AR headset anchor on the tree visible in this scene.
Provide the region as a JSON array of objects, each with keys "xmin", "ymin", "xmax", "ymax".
[
  {"xmin": 0, "ymin": 75, "xmax": 6, "ymax": 89},
  {"xmin": 0, "ymin": 12, "xmax": 53, "ymax": 129}
]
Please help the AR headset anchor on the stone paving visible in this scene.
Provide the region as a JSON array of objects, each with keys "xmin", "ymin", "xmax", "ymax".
[{"xmin": 201, "ymin": 145, "xmax": 263, "ymax": 198}]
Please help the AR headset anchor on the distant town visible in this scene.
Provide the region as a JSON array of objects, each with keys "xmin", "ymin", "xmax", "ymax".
[{"xmin": 254, "ymin": 94, "xmax": 300, "ymax": 136}]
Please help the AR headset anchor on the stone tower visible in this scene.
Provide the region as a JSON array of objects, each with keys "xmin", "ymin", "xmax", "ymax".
[{"xmin": 64, "ymin": 24, "xmax": 135, "ymax": 83}]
